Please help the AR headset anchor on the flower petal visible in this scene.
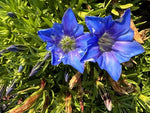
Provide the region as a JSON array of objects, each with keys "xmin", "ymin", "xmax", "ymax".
[
  {"xmin": 62, "ymin": 50, "xmax": 84, "ymax": 73},
  {"xmin": 74, "ymin": 24, "xmax": 84, "ymax": 38},
  {"xmin": 52, "ymin": 23, "xmax": 63, "ymax": 39},
  {"xmin": 46, "ymin": 42, "xmax": 55, "ymax": 51},
  {"xmin": 108, "ymin": 9, "xmax": 131, "ymax": 37},
  {"xmin": 116, "ymin": 29, "xmax": 134, "ymax": 41},
  {"xmin": 87, "ymin": 34, "xmax": 99, "ymax": 45},
  {"xmin": 97, "ymin": 52, "xmax": 122, "ymax": 81},
  {"xmin": 62, "ymin": 8, "xmax": 78, "ymax": 36},
  {"xmin": 51, "ymin": 47, "xmax": 64, "ymax": 65},
  {"xmin": 38, "ymin": 26, "xmax": 63, "ymax": 44},
  {"xmin": 81, "ymin": 45, "xmax": 101, "ymax": 62},
  {"xmin": 85, "ymin": 16, "xmax": 105, "ymax": 35},
  {"xmin": 112, "ymin": 41, "xmax": 145, "ymax": 58},
  {"xmin": 38, "ymin": 28, "xmax": 54, "ymax": 43},
  {"xmin": 111, "ymin": 51, "xmax": 130, "ymax": 63},
  {"xmin": 85, "ymin": 15, "xmax": 113, "ymax": 36},
  {"xmin": 76, "ymin": 33, "xmax": 91, "ymax": 50}
]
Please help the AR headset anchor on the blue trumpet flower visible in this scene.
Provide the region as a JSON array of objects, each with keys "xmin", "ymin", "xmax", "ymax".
[
  {"xmin": 81, "ymin": 9, "xmax": 144, "ymax": 81},
  {"xmin": 38, "ymin": 8, "xmax": 90, "ymax": 73}
]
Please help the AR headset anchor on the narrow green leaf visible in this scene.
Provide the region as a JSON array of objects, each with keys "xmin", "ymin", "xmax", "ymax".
[
  {"xmin": 119, "ymin": 4, "xmax": 133, "ymax": 9},
  {"xmin": 111, "ymin": 9, "xmax": 119, "ymax": 16}
]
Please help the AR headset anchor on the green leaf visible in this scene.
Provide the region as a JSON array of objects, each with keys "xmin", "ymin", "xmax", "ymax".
[
  {"xmin": 111, "ymin": 9, "xmax": 119, "ymax": 16},
  {"xmin": 118, "ymin": 3, "xmax": 133, "ymax": 9}
]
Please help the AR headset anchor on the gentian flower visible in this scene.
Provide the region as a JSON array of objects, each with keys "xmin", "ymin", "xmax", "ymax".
[
  {"xmin": 38, "ymin": 8, "xmax": 89, "ymax": 73},
  {"xmin": 81, "ymin": 9, "xmax": 144, "ymax": 81}
]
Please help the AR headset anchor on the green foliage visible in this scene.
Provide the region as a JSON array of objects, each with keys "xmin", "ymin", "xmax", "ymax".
[{"xmin": 0, "ymin": 0, "xmax": 150, "ymax": 113}]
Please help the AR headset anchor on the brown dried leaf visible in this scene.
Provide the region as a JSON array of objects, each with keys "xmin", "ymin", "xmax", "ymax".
[
  {"xmin": 122, "ymin": 79, "xmax": 135, "ymax": 93},
  {"xmin": 139, "ymin": 28, "xmax": 150, "ymax": 41},
  {"xmin": 109, "ymin": 77, "xmax": 135, "ymax": 94},
  {"xmin": 122, "ymin": 60, "xmax": 133, "ymax": 68},
  {"xmin": 9, "ymin": 80, "xmax": 46, "ymax": 113},
  {"xmin": 9, "ymin": 94, "xmax": 41, "ymax": 113},
  {"xmin": 78, "ymin": 78, "xmax": 84, "ymax": 113},
  {"xmin": 69, "ymin": 72, "xmax": 81, "ymax": 89},
  {"xmin": 65, "ymin": 94, "xmax": 72, "ymax": 113},
  {"xmin": 130, "ymin": 19, "xmax": 144, "ymax": 43}
]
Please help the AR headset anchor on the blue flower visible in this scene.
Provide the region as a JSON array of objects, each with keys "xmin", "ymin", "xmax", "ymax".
[
  {"xmin": 38, "ymin": 8, "xmax": 89, "ymax": 73},
  {"xmin": 81, "ymin": 9, "xmax": 144, "ymax": 81}
]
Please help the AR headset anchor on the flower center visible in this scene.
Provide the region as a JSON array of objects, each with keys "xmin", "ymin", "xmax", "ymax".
[
  {"xmin": 59, "ymin": 36, "xmax": 76, "ymax": 52},
  {"xmin": 98, "ymin": 33, "xmax": 114, "ymax": 52}
]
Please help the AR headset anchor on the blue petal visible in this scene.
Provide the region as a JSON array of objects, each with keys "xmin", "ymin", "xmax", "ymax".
[
  {"xmin": 85, "ymin": 16, "xmax": 105, "ymax": 35},
  {"xmin": 97, "ymin": 52, "xmax": 122, "ymax": 81},
  {"xmin": 61, "ymin": 53, "xmax": 69, "ymax": 64},
  {"xmin": 51, "ymin": 47, "xmax": 64, "ymax": 65},
  {"xmin": 108, "ymin": 9, "xmax": 131, "ymax": 37},
  {"xmin": 38, "ymin": 28, "xmax": 54, "ymax": 43},
  {"xmin": 74, "ymin": 24, "xmax": 84, "ymax": 38},
  {"xmin": 103, "ymin": 15, "xmax": 114, "ymax": 30},
  {"xmin": 38, "ymin": 26, "xmax": 63, "ymax": 44},
  {"xmin": 112, "ymin": 41, "xmax": 145, "ymax": 58},
  {"xmin": 81, "ymin": 45, "xmax": 101, "ymax": 62},
  {"xmin": 85, "ymin": 15, "xmax": 113, "ymax": 36},
  {"xmin": 111, "ymin": 51, "xmax": 130, "ymax": 63},
  {"xmin": 62, "ymin": 8, "xmax": 78, "ymax": 36},
  {"xmin": 62, "ymin": 50, "xmax": 84, "ymax": 73},
  {"xmin": 52, "ymin": 23, "xmax": 63, "ymax": 41},
  {"xmin": 46, "ymin": 42, "xmax": 55, "ymax": 51},
  {"xmin": 87, "ymin": 34, "xmax": 99, "ymax": 45},
  {"xmin": 116, "ymin": 29, "xmax": 134, "ymax": 41},
  {"xmin": 76, "ymin": 33, "xmax": 91, "ymax": 50}
]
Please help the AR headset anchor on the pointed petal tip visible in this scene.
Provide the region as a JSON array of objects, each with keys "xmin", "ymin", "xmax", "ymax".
[
  {"xmin": 109, "ymin": 69, "xmax": 121, "ymax": 82},
  {"xmin": 122, "ymin": 8, "xmax": 131, "ymax": 20},
  {"xmin": 62, "ymin": 8, "xmax": 78, "ymax": 36},
  {"xmin": 112, "ymin": 76, "xmax": 120, "ymax": 82}
]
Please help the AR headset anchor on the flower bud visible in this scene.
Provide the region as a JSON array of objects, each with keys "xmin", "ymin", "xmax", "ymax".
[
  {"xmin": 7, "ymin": 45, "xmax": 27, "ymax": 52},
  {"xmin": 6, "ymin": 78, "xmax": 17, "ymax": 96},
  {"xmin": 18, "ymin": 66, "xmax": 24, "ymax": 72},
  {"xmin": 96, "ymin": 80, "xmax": 112, "ymax": 111},
  {"xmin": 29, "ymin": 61, "xmax": 44, "ymax": 77},
  {"xmin": 43, "ymin": 52, "xmax": 51, "ymax": 61},
  {"xmin": 7, "ymin": 12, "xmax": 17, "ymax": 18}
]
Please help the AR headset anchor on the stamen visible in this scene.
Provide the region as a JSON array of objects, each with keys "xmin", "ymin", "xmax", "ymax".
[
  {"xmin": 98, "ymin": 33, "xmax": 114, "ymax": 52},
  {"xmin": 59, "ymin": 36, "xmax": 76, "ymax": 52}
]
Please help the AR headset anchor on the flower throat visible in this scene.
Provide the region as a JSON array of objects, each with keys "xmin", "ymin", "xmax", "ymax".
[
  {"xmin": 98, "ymin": 33, "xmax": 114, "ymax": 52},
  {"xmin": 59, "ymin": 36, "xmax": 75, "ymax": 52}
]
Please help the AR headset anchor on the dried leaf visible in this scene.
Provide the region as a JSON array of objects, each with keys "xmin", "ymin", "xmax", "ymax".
[
  {"xmin": 130, "ymin": 19, "xmax": 144, "ymax": 43},
  {"xmin": 109, "ymin": 77, "xmax": 135, "ymax": 94},
  {"xmin": 139, "ymin": 28, "xmax": 150, "ymax": 41},
  {"xmin": 69, "ymin": 72, "xmax": 81, "ymax": 89},
  {"xmin": 78, "ymin": 78, "xmax": 84, "ymax": 113},
  {"xmin": 65, "ymin": 93, "xmax": 72, "ymax": 113},
  {"xmin": 122, "ymin": 60, "xmax": 133, "ymax": 68},
  {"xmin": 9, "ymin": 94, "xmax": 41, "ymax": 113},
  {"xmin": 9, "ymin": 80, "xmax": 46, "ymax": 113}
]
